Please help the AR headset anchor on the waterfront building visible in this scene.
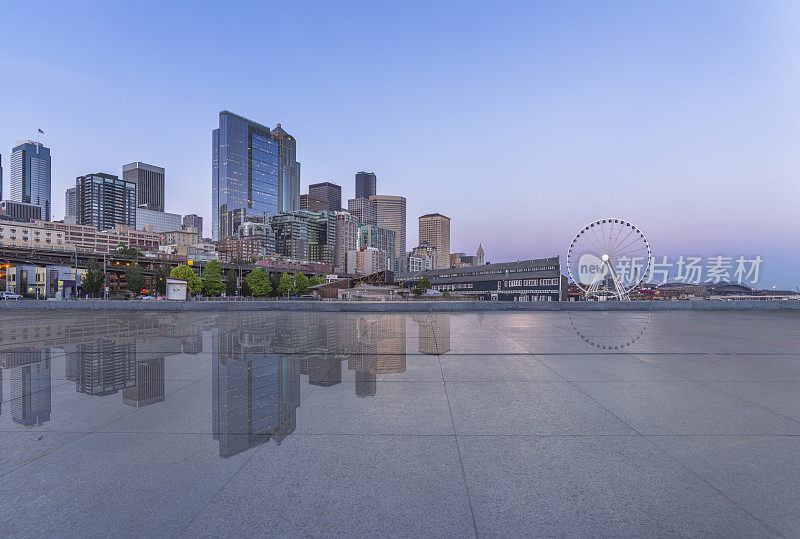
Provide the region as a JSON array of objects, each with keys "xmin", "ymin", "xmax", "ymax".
[
  {"xmin": 299, "ymin": 194, "xmax": 327, "ymax": 211},
  {"xmin": 333, "ymin": 211, "xmax": 357, "ymax": 273},
  {"xmin": 355, "ymin": 171, "xmax": 376, "ymax": 199},
  {"xmin": 396, "ymin": 257, "xmax": 566, "ymax": 301},
  {"xmin": 357, "ymin": 225, "xmax": 396, "ymax": 271},
  {"xmin": 122, "ymin": 162, "xmax": 165, "ymax": 211},
  {"xmin": 419, "ymin": 213, "xmax": 450, "ymax": 269},
  {"xmin": 237, "ymin": 221, "xmax": 276, "ymax": 256},
  {"xmin": 0, "ymin": 219, "xmax": 71, "ymax": 252},
  {"xmin": 212, "ymin": 111, "xmax": 300, "ymax": 240},
  {"xmin": 405, "ymin": 254, "xmax": 430, "ymax": 273},
  {"xmin": 309, "ymin": 182, "xmax": 341, "ymax": 212},
  {"xmin": 182, "ymin": 214, "xmax": 203, "ymax": 238},
  {"xmin": 65, "ymin": 187, "xmax": 77, "ymax": 221},
  {"xmin": 135, "ymin": 207, "xmax": 182, "ymax": 234},
  {"xmin": 76, "ymin": 173, "xmax": 136, "ymax": 231},
  {"xmin": 347, "ymin": 197, "xmax": 376, "ymax": 226},
  {"xmin": 10, "ymin": 141, "xmax": 51, "ymax": 221},
  {"xmin": 5, "ymin": 219, "xmax": 159, "ymax": 254},
  {"xmin": 369, "ymin": 195, "xmax": 406, "ymax": 264},
  {"xmin": 0, "ymin": 200, "xmax": 42, "ymax": 222},
  {"xmin": 270, "ymin": 210, "xmax": 333, "ymax": 265}
]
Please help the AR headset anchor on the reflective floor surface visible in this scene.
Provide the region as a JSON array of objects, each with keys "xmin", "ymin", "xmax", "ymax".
[{"xmin": 1, "ymin": 310, "xmax": 799, "ymax": 537}]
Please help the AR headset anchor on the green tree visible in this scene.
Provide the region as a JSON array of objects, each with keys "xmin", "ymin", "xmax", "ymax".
[
  {"xmin": 308, "ymin": 275, "xmax": 321, "ymax": 287},
  {"xmin": 114, "ymin": 242, "xmax": 142, "ymax": 258},
  {"xmin": 294, "ymin": 272, "xmax": 310, "ymax": 295},
  {"xmin": 154, "ymin": 263, "xmax": 171, "ymax": 295},
  {"xmin": 417, "ymin": 276, "xmax": 431, "ymax": 290},
  {"xmin": 125, "ymin": 263, "xmax": 146, "ymax": 297},
  {"xmin": 225, "ymin": 269, "xmax": 238, "ymax": 296},
  {"xmin": 245, "ymin": 268, "xmax": 271, "ymax": 297},
  {"xmin": 269, "ymin": 273, "xmax": 281, "ymax": 297},
  {"xmin": 82, "ymin": 258, "xmax": 105, "ymax": 298},
  {"xmin": 277, "ymin": 272, "xmax": 294, "ymax": 297},
  {"xmin": 202, "ymin": 260, "xmax": 225, "ymax": 296},
  {"xmin": 170, "ymin": 265, "xmax": 202, "ymax": 295}
]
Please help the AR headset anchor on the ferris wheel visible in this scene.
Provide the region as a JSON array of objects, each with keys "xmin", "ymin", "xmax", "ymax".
[{"xmin": 567, "ymin": 218, "xmax": 651, "ymax": 301}]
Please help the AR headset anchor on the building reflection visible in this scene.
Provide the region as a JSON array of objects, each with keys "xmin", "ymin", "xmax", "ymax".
[
  {"xmin": 0, "ymin": 312, "xmax": 454, "ymax": 456},
  {"xmin": 0, "ymin": 349, "xmax": 51, "ymax": 427}
]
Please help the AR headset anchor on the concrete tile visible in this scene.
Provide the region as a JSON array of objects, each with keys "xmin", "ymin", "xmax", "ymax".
[
  {"xmin": 648, "ymin": 435, "xmax": 800, "ymax": 536},
  {"xmin": 538, "ymin": 354, "xmax": 687, "ymax": 381},
  {"xmin": 181, "ymin": 434, "xmax": 475, "ymax": 538},
  {"xmin": 295, "ymin": 381, "xmax": 454, "ymax": 435},
  {"xmin": 704, "ymin": 381, "xmax": 800, "ymax": 422},
  {"xmin": 440, "ymin": 354, "xmax": 562, "ymax": 381},
  {"xmin": 0, "ymin": 432, "xmax": 251, "ymax": 537},
  {"xmin": 0, "ymin": 431, "xmax": 85, "ymax": 477},
  {"xmin": 446, "ymin": 381, "xmax": 634, "ymax": 435},
  {"xmin": 575, "ymin": 381, "xmax": 800, "ymax": 435},
  {"xmin": 632, "ymin": 354, "xmax": 800, "ymax": 381},
  {"xmin": 459, "ymin": 435, "xmax": 773, "ymax": 537}
]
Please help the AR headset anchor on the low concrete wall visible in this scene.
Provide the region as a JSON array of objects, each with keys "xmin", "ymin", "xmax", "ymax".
[{"xmin": 0, "ymin": 299, "xmax": 798, "ymax": 312}]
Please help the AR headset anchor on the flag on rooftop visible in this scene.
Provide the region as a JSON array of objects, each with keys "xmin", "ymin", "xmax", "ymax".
[{"xmin": 37, "ymin": 128, "xmax": 44, "ymax": 134}]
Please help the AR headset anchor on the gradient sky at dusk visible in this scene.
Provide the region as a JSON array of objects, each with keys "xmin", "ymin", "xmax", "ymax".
[{"xmin": 1, "ymin": 1, "xmax": 798, "ymax": 287}]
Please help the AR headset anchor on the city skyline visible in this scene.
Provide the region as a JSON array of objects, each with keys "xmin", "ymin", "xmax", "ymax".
[{"xmin": 1, "ymin": 2, "xmax": 799, "ymax": 287}]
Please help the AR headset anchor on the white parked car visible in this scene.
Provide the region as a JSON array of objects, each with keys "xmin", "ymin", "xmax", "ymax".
[{"xmin": 0, "ymin": 291, "xmax": 23, "ymax": 300}]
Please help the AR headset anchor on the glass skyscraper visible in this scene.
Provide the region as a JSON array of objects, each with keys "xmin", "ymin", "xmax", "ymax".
[
  {"xmin": 355, "ymin": 171, "xmax": 376, "ymax": 199},
  {"xmin": 212, "ymin": 111, "xmax": 300, "ymax": 241},
  {"xmin": 10, "ymin": 141, "xmax": 51, "ymax": 221}
]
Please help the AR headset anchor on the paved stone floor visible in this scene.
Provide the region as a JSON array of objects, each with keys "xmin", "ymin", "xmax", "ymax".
[{"xmin": 0, "ymin": 310, "xmax": 798, "ymax": 537}]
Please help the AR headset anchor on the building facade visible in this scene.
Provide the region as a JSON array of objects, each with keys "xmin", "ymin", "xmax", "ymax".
[
  {"xmin": 0, "ymin": 200, "xmax": 42, "ymax": 222},
  {"xmin": 347, "ymin": 197, "xmax": 376, "ymax": 226},
  {"xmin": 135, "ymin": 207, "xmax": 182, "ymax": 234},
  {"xmin": 357, "ymin": 225, "xmax": 396, "ymax": 271},
  {"xmin": 212, "ymin": 111, "xmax": 300, "ymax": 240},
  {"xmin": 65, "ymin": 187, "xmax": 77, "ymax": 221},
  {"xmin": 419, "ymin": 213, "xmax": 450, "ymax": 270},
  {"xmin": 309, "ymin": 182, "xmax": 341, "ymax": 212},
  {"xmin": 355, "ymin": 171, "xmax": 376, "ymax": 199},
  {"xmin": 333, "ymin": 211, "xmax": 357, "ymax": 273},
  {"xmin": 397, "ymin": 257, "xmax": 565, "ymax": 301},
  {"xmin": 369, "ymin": 195, "xmax": 406, "ymax": 263},
  {"xmin": 182, "ymin": 214, "xmax": 203, "ymax": 238},
  {"xmin": 76, "ymin": 173, "xmax": 137, "ymax": 231},
  {"xmin": 299, "ymin": 194, "xmax": 327, "ymax": 211},
  {"xmin": 122, "ymin": 162, "xmax": 165, "ymax": 212},
  {"xmin": 10, "ymin": 141, "xmax": 51, "ymax": 221}
]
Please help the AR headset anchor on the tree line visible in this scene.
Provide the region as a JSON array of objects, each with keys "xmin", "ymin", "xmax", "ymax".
[{"xmin": 80, "ymin": 256, "xmax": 323, "ymax": 298}]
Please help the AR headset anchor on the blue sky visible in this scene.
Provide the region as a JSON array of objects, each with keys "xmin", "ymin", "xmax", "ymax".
[{"xmin": 1, "ymin": 1, "xmax": 798, "ymax": 288}]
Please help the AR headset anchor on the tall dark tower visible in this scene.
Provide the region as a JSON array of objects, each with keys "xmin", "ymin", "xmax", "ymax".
[{"xmin": 355, "ymin": 171, "xmax": 376, "ymax": 199}]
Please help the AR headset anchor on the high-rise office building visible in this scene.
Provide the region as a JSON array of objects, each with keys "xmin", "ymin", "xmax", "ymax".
[
  {"xmin": 10, "ymin": 141, "xmax": 51, "ymax": 221},
  {"xmin": 309, "ymin": 182, "xmax": 341, "ymax": 212},
  {"xmin": 369, "ymin": 195, "xmax": 406, "ymax": 263},
  {"xmin": 182, "ymin": 214, "xmax": 203, "ymax": 237},
  {"xmin": 347, "ymin": 197, "xmax": 376, "ymax": 226},
  {"xmin": 0, "ymin": 200, "xmax": 42, "ymax": 222},
  {"xmin": 333, "ymin": 211, "xmax": 357, "ymax": 273},
  {"xmin": 212, "ymin": 111, "xmax": 300, "ymax": 240},
  {"xmin": 419, "ymin": 213, "xmax": 451, "ymax": 270},
  {"xmin": 76, "ymin": 173, "xmax": 137, "ymax": 231},
  {"xmin": 355, "ymin": 171, "xmax": 376, "ymax": 199},
  {"xmin": 122, "ymin": 162, "xmax": 165, "ymax": 211},
  {"xmin": 270, "ymin": 210, "xmax": 334, "ymax": 265},
  {"xmin": 211, "ymin": 110, "xmax": 300, "ymax": 240},
  {"xmin": 135, "ymin": 207, "xmax": 182, "ymax": 233},
  {"xmin": 0, "ymin": 154, "xmax": 3, "ymax": 201},
  {"xmin": 65, "ymin": 187, "xmax": 77, "ymax": 221}
]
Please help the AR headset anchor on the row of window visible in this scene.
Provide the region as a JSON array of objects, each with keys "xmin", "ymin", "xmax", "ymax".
[
  {"xmin": 433, "ymin": 283, "xmax": 474, "ymax": 291},
  {"xmin": 504, "ymin": 278, "xmax": 559, "ymax": 288}
]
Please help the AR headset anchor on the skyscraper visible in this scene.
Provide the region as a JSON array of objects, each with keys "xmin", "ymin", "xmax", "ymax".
[
  {"xmin": 65, "ymin": 187, "xmax": 77, "ymax": 221},
  {"xmin": 309, "ymin": 181, "xmax": 342, "ymax": 212},
  {"xmin": 76, "ymin": 173, "xmax": 137, "ymax": 230},
  {"xmin": 333, "ymin": 211, "xmax": 357, "ymax": 273},
  {"xmin": 0, "ymin": 154, "xmax": 3, "ymax": 201},
  {"xmin": 212, "ymin": 111, "xmax": 300, "ymax": 240},
  {"xmin": 347, "ymin": 197, "xmax": 376, "ymax": 226},
  {"xmin": 10, "ymin": 141, "xmax": 51, "ymax": 221},
  {"xmin": 182, "ymin": 214, "xmax": 203, "ymax": 237},
  {"xmin": 369, "ymin": 195, "xmax": 406, "ymax": 263},
  {"xmin": 419, "ymin": 213, "xmax": 451, "ymax": 269},
  {"xmin": 355, "ymin": 171, "xmax": 376, "ymax": 199},
  {"xmin": 122, "ymin": 162, "xmax": 165, "ymax": 212}
]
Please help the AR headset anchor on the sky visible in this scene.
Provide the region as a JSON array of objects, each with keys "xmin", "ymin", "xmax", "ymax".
[{"xmin": 1, "ymin": 1, "xmax": 798, "ymax": 288}]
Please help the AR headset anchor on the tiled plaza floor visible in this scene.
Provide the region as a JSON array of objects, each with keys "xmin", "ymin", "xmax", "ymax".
[{"xmin": 1, "ymin": 310, "xmax": 798, "ymax": 537}]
